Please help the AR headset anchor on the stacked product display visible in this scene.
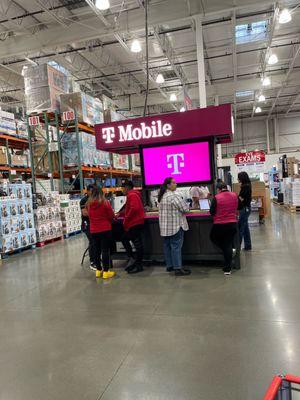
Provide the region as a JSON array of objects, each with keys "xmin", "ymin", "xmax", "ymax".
[
  {"xmin": 36, "ymin": 179, "xmax": 61, "ymax": 193},
  {"xmin": 131, "ymin": 154, "xmax": 141, "ymax": 172},
  {"xmin": 112, "ymin": 153, "xmax": 129, "ymax": 170},
  {"xmin": 60, "ymin": 195, "xmax": 81, "ymax": 235},
  {"xmin": 283, "ymin": 178, "xmax": 300, "ymax": 207},
  {"xmin": 0, "ymin": 183, "xmax": 36, "ymax": 254},
  {"xmin": 61, "ymin": 131, "xmax": 111, "ymax": 167},
  {"xmin": 15, "ymin": 120, "xmax": 28, "ymax": 139},
  {"xmin": 0, "ymin": 110, "xmax": 17, "ymax": 136},
  {"xmin": 23, "ymin": 63, "xmax": 69, "ymax": 114},
  {"xmin": 34, "ymin": 192, "xmax": 63, "ymax": 243},
  {"xmin": 60, "ymin": 92, "xmax": 103, "ymax": 126}
]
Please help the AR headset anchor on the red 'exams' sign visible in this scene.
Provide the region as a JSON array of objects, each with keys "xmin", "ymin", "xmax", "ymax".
[{"xmin": 235, "ymin": 151, "xmax": 266, "ymax": 165}]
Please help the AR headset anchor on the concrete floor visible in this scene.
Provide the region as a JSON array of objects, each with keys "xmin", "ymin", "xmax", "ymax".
[{"xmin": 0, "ymin": 206, "xmax": 300, "ymax": 400}]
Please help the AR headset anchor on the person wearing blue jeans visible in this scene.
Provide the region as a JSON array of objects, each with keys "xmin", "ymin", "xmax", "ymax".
[
  {"xmin": 238, "ymin": 171, "xmax": 252, "ymax": 251},
  {"xmin": 158, "ymin": 178, "xmax": 191, "ymax": 276},
  {"xmin": 163, "ymin": 228, "xmax": 184, "ymax": 271}
]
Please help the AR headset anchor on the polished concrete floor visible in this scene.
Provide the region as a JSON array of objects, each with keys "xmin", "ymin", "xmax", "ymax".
[{"xmin": 0, "ymin": 206, "xmax": 300, "ymax": 400}]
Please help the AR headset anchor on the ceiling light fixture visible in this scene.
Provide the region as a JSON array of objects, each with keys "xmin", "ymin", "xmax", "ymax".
[
  {"xmin": 95, "ymin": 0, "xmax": 110, "ymax": 10},
  {"xmin": 255, "ymin": 106, "xmax": 262, "ymax": 113},
  {"xmin": 130, "ymin": 39, "xmax": 142, "ymax": 53},
  {"xmin": 258, "ymin": 94, "xmax": 266, "ymax": 102},
  {"xmin": 155, "ymin": 73, "xmax": 165, "ymax": 84},
  {"xmin": 279, "ymin": 8, "xmax": 292, "ymax": 24},
  {"xmin": 180, "ymin": 106, "xmax": 186, "ymax": 112},
  {"xmin": 170, "ymin": 93, "xmax": 177, "ymax": 102},
  {"xmin": 268, "ymin": 53, "xmax": 278, "ymax": 65},
  {"xmin": 262, "ymin": 77, "xmax": 271, "ymax": 86}
]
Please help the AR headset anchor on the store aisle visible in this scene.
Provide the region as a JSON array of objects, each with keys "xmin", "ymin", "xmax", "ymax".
[{"xmin": 0, "ymin": 206, "xmax": 300, "ymax": 400}]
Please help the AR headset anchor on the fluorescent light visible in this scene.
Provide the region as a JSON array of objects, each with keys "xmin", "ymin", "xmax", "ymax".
[
  {"xmin": 131, "ymin": 39, "xmax": 142, "ymax": 53},
  {"xmin": 170, "ymin": 93, "xmax": 177, "ymax": 102},
  {"xmin": 268, "ymin": 54, "xmax": 278, "ymax": 65},
  {"xmin": 279, "ymin": 9, "xmax": 292, "ymax": 24},
  {"xmin": 236, "ymin": 90, "xmax": 254, "ymax": 97},
  {"xmin": 258, "ymin": 94, "xmax": 266, "ymax": 102},
  {"xmin": 262, "ymin": 77, "xmax": 271, "ymax": 86},
  {"xmin": 255, "ymin": 106, "xmax": 262, "ymax": 113},
  {"xmin": 95, "ymin": 0, "xmax": 110, "ymax": 10},
  {"xmin": 180, "ymin": 107, "xmax": 185, "ymax": 112},
  {"xmin": 155, "ymin": 73, "xmax": 164, "ymax": 84}
]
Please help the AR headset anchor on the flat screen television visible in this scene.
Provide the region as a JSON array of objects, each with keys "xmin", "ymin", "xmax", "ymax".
[{"xmin": 141, "ymin": 140, "xmax": 213, "ymax": 188}]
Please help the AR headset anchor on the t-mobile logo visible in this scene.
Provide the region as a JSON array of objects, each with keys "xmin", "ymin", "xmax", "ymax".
[
  {"xmin": 102, "ymin": 127, "xmax": 115, "ymax": 144},
  {"xmin": 167, "ymin": 153, "xmax": 185, "ymax": 175}
]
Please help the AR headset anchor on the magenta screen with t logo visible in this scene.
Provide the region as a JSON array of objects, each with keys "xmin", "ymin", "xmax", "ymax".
[{"xmin": 142, "ymin": 141, "xmax": 212, "ymax": 187}]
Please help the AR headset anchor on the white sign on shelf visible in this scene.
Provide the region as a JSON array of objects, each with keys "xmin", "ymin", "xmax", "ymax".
[
  {"xmin": 10, "ymin": 169, "xmax": 17, "ymax": 175},
  {"xmin": 62, "ymin": 110, "xmax": 75, "ymax": 122},
  {"xmin": 28, "ymin": 116, "xmax": 40, "ymax": 126}
]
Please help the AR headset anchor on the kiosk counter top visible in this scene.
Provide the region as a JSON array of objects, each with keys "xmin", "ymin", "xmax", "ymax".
[{"xmin": 144, "ymin": 210, "xmax": 211, "ymax": 219}]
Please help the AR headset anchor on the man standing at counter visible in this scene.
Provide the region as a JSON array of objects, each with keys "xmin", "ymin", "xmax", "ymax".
[
  {"xmin": 158, "ymin": 178, "xmax": 191, "ymax": 276},
  {"xmin": 190, "ymin": 185, "xmax": 210, "ymax": 209},
  {"xmin": 120, "ymin": 180, "xmax": 145, "ymax": 274}
]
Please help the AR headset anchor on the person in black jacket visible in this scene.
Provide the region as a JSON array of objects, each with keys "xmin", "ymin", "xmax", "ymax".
[
  {"xmin": 80, "ymin": 184, "xmax": 96, "ymax": 270},
  {"xmin": 238, "ymin": 172, "xmax": 252, "ymax": 251}
]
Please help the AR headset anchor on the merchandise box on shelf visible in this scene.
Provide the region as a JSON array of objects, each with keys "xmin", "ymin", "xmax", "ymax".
[
  {"xmin": 23, "ymin": 63, "xmax": 69, "ymax": 114},
  {"xmin": 60, "ymin": 92, "xmax": 103, "ymax": 126},
  {"xmin": 61, "ymin": 131, "xmax": 111, "ymax": 168},
  {"xmin": 0, "ymin": 146, "xmax": 8, "ymax": 165},
  {"xmin": 59, "ymin": 195, "xmax": 81, "ymax": 235},
  {"xmin": 0, "ymin": 110, "xmax": 17, "ymax": 136},
  {"xmin": 112, "ymin": 153, "xmax": 129, "ymax": 170}
]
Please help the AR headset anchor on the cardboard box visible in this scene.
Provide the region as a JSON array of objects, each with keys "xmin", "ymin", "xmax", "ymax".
[
  {"xmin": 0, "ymin": 147, "xmax": 8, "ymax": 165},
  {"xmin": 60, "ymin": 92, "xmax": 103, "ymax": 126}
]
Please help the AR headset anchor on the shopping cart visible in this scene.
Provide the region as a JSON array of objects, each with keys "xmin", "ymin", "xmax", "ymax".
[{"xmin": 263, "ymin": 375, "xmax": 300, "ymax": 399}]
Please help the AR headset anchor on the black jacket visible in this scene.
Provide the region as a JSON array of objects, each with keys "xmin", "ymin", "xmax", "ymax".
[
  {"xmin": 238, "ymin": 183, "xmax": 252, "ymax": 209},
  {"xmin": 80, "ymin": 194, "xmax": 89, "ymax": 230}
]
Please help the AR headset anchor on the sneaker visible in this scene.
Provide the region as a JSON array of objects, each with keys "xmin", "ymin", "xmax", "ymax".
[
  {"xmin": 95, "ymin": 270, "xmax": 103, "ymax": 278},
  {"xmin": 175, "ymin": 268, "xmax": 191, "ymax": 276},
  {"xmin": 90, "ymin": 264, "xmax": 97, "ymax": 271},
  {"xmin": 223, "ymin": 267, "xmax": 232, "ymax": 275},
  {"xmin": 232, "ymin": 249, "xmax": 236, "ymax": 257},
  {"xmin": 103, "ymin": 270, "xmax": 116, "ymax": 279},
  {"xmin": 166, "ymin": 267, "xmax": 174, "ymax": 272},
  {"xmin": 125, "ymin": 257, "xmax": 135, "ymax": 272},
  {"xmin": 128, "ymin": 265, "xmax": 144, "ymax": 274}
]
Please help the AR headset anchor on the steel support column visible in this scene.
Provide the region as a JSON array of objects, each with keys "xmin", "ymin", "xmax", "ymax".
[{"xmin": 194, "ymin": 16, "xmax": 207, "ymax": 108}]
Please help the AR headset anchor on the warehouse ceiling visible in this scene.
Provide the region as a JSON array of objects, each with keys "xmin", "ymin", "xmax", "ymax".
[{"xmin": 0, "ymin": 0, "xmax": 300, "ymax": 120}]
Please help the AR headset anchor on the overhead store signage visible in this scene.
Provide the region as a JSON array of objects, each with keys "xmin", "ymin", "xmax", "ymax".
[
  {"xmin": 28, "ymin": 116, "xmax": 40, "ymax": 126},
  {"xmin": 62, "ymin": 110, "xmax": 75, "ymax": 122},
  {"xmin": 235, "ymin": 150, "xmax": 266, "ymax": 173},
  {"xmin": 95, "ymin": 104, "xmax": 233, "ymax": 153}
]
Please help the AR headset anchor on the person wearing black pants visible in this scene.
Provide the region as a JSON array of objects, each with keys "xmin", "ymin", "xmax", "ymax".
[
  {"xmin": 87, "ymin": 187, "xmax": 115, "ymax": 280},
  {"xmin": 119, "ymin": 180, "xmax": 145, "ymax": 274},
  {"xmin": 210, "ymin": 182, "xmax": 239, "ymax": 275},
  {"xmin": 80, "ymin": 184, "xmax": 96, "ymax": 270}
]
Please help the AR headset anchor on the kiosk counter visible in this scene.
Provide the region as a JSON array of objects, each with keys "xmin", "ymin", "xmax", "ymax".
[{"xmin": 96, "ymin": 104, "xmax": 241, "ymax": 270}]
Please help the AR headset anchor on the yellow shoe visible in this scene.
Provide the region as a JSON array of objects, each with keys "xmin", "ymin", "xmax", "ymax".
[
  {"xmin": 95, "ymin": 270, "xmax": 103, "ymax": 278},
  {"xmin": 102, "ymin": 270, "xmax": 115, "ymax": 279}
]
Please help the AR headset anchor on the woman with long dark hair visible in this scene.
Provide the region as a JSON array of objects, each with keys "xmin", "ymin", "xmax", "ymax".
[
  {"xmin": 87, "ymin": 187, "xmax": 115, "ymax": 279},
  {"xmin": 238, "ymin": 171, "xmax": 252, "ymax": 251},
  {"xmin": 158, "ymin": 178, "xmax": 191, "ymax": 276}
]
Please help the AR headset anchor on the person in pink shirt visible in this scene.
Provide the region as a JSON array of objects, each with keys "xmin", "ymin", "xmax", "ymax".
[{"xmin": 210, "ymin": 182, "xmax": 238, "ymax": 275}]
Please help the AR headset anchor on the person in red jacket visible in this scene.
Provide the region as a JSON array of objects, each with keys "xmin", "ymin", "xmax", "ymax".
[
  {"xmin": 210, "ymin": 181, "xmax": 238, "ymax": 276},
  {"xmin": 120, "ymin": 180, "xmax": 145, "ymax": 274},
  {"xmin": 87, "ymin": 186, "xmax": 115, "ymax": 279}
]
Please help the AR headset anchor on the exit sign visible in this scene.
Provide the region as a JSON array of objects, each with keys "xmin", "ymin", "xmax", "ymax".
[
  {"xmin": 62, "ymin": 110, "xmax": 75, "ymax": 122},
  {"xmin": 28, "ymin": 116, "xmax": 40, "ymax": 126}
]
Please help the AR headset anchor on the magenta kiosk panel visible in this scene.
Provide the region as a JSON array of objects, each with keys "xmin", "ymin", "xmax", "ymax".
[{"xmin": 141, "ymin": 141, "xmax": 212, "ymax": 188}]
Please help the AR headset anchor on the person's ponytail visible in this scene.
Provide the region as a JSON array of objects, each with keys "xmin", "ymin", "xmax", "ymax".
[{"xmin": 158, "ymin": 178, "xmax": 172, "ymax": 203}]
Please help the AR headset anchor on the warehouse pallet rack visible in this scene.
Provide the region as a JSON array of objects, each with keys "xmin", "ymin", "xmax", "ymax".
[
  {"xmin": 0, "ymin": 134, "xmax": 31, "ymax": 182},
  {"xmin": 27, "ymin": 110, "xmax": 141, "ymax": 195}
]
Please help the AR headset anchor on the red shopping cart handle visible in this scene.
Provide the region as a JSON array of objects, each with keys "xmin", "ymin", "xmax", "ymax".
[
  {"xmin": 263, "ymin": 376, "xmax": 283, "ymax": 400},
  {"xmin": 285, "ymin": 374, "xmax": 300, "ymax": 385}
]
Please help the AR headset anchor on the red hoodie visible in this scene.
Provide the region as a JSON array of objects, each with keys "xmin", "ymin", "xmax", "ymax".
[
  {"xmin": 88, "ymin": 200, "xmax": 114, "ymax": 233},
  {"xmin": 123, "ymin": 190, "xmax": 145, "ymax": 231}
]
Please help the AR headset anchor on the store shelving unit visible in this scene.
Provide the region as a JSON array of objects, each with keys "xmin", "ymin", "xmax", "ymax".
[
  {"xmin": 0, "ymin": 133, "xmax": 31, "ymax": 182},
  {"xmin": 27, "ymin": 110, "xmax": 141, "ymax": 194}
]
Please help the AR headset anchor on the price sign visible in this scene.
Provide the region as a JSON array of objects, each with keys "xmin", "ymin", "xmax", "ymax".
[
  {"xmin": 28, "ymin": 116, "xmax": 40, "ymax": 126},
  {"xmin": 62, "ymin": 110, "xmax": 75, "ymax": 122}
]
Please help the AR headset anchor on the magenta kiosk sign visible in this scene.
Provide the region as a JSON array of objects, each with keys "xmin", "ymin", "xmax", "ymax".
[{"xmin": 95, "ymin": 104, "xmax": 233, "ymax": 154}]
